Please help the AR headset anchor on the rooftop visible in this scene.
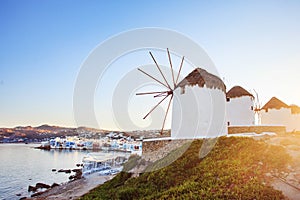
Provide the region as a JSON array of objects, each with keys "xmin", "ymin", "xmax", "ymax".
[
  {"xmin": 226, "ymin": 86, "xmax": 254, "ymax": 99},
  {"xmin": 261, "ymin": 97, "xmax": 289, "ymax": 110},
  {"xmin": 176, "ymin": 68, "xmax": 226, "ymax": 93}
]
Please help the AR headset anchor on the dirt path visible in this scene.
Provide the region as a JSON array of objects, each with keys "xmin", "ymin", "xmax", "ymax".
[
  {"xmin": 29, "ymin": 174, "xmax": 114, "ymax": 200},
  {"xmin": 265, "ymin": 134, "xmax": 300, "ymax": 200}
]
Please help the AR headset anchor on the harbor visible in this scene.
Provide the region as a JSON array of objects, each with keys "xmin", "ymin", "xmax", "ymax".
[{"xmin": 37, "ymin": 132, "xmax": 143, "ymax": 153}]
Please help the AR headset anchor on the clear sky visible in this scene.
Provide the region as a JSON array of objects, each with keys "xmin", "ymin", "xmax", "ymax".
[{"xmin": 1, "ymin": 0, "xmax": 300, "ymax": 129}]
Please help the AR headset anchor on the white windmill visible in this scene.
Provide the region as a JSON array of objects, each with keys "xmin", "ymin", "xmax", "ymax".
[{"xmin": 136, "ymin": 49, "xmax": 227, "ymax": 139}]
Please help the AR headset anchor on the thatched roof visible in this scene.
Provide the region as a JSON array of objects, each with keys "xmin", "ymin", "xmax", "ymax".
[
  {"xmin": 226, "ymin": 86, "xmax": 254, "ymax": 99},
  {"xmin": 290, "ymin": 104, "xmax": 300, "ymax": 114},
  {"xmin": 261, "ymin": 97, "xmax": 289, "ymax": 110},
  {"xmin": 176, "ymin": 68, "xmax": 226, "ymax": 93}
]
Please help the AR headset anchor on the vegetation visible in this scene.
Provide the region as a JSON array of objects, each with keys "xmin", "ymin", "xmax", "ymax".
[{"xmin": 81, "ymin": 137, "xmax": 291, "ymax": 200}]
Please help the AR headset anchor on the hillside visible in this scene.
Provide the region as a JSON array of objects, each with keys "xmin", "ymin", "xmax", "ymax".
[
  {"xmin": 0, "ymin": 125, "xmax": 107, "ymax": 143},
  {"xmin": 0, "ymin": 124, "xmax": 169, "ymax": 143},
  {"xmin": 81, "ymin": 137, "xmax": 291, "ymax": 200}
]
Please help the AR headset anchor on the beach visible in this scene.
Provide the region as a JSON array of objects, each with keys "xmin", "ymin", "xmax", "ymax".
[{"xmin": 29, "ymin": 174, "xmax": 114, "ymax": 200}]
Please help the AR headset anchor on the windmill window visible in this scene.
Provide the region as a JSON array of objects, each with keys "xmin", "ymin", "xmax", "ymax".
[
  {"xmin": 226, "ymin": 97, "xmax": 230, "ymax": 102},
  {"xmin": 227, "ymin": 121, "xmax": 230, "ymax": 126},
  {"xmin": 251, "ymin": 106, "xmax": 253, "ymax": 110}
]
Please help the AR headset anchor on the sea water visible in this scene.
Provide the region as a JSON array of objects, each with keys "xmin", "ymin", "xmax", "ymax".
[{"xmin": 0, "ymin": 143, "xmax": 90, "ymax": 200}]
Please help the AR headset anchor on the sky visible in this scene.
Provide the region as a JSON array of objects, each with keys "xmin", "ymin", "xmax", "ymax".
[{"xmin": 0, "ymin": 0, "xmax": 300, "ymax": 129}]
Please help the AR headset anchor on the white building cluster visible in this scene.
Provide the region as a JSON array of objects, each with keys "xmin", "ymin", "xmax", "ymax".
[{"xmin": 260, "ymin": 97, "xmax": 300, "ymax": 132}]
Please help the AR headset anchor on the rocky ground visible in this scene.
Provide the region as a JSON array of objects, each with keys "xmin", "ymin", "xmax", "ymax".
[
  {"xmin": 265, "ymin": 134, "xmax": 300, "ymax": 200},
  {"xmin": 27, "ymin": 174, "xmax": 114, "ymax": 200}
]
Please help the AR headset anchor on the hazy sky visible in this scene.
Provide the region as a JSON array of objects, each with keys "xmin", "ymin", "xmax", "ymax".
[{"xmin": 1, "ymin": 0, "xmax": 300, "ymax": 129}]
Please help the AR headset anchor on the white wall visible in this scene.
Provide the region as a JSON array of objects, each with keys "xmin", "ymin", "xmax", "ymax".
[
  {"xmin": 226, "ymin": 96, "xmax": 255, "ymax": 126},
  {"xmin": 261, "ymin": 108, "xmax": 300, "ymax": 132},
  {"xmin": 171, "ymin": 86, "xmax": 227, "ymax": 139}
]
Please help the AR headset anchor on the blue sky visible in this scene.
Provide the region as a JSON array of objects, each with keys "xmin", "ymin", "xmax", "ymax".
[{"xmin": 1, "ymin": 0, "xmax": 300, "ymax": 129}]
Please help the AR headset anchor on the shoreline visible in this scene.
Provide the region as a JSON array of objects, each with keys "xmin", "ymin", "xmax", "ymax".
[{"xmin": 28, "ymin": 173, "xmax": 115, "ymax": 200}]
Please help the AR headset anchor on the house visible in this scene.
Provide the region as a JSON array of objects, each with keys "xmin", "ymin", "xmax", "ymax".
[
  {"xmin": 171, "ymin": 68, "xmax": 228, "ymax": 139},
  {"xmin": 261, "ymin": 97, "xmax": 300, "ymax": 132},
  {"xmin": 226, "ymin": 86, "xmax": 255, "ymax": 126}
]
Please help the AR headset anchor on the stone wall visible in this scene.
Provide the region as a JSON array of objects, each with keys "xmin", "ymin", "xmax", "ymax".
[
  {"xmin": 142, "ymin": 125, "xmax": 286, "ymax": 164},
  {"xmin": 228, "ymin": 125, "xmax": 286, "ymax": 135},
  {"xmin": 142, "ymin": 138, "xmax": 192, "ymax": 163}
]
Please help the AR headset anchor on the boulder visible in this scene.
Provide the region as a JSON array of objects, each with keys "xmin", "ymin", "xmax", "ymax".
[
  {"xmin": 31, "ymin": 191, "xmax": 45, "ymax": 197},
  {"xmin": 36, "ymin": 182, "xmax": 50, "ymax": 189},
  {"xmin": 58, "ymin": 169, "xmax": 71, "ymax": 173},
  {"xmin": 69, "ymin": 169, "xmax": 82, "ymax": 181},
  {"xmin": 72, "ymin": 168, "xmax": 81, "ymax": 173},
  {"xmin": 28, "ymin": 185, "xmax": 37, "ymax": 192},
  {"xmin": 51, "ymin": 183, "xmax": 60, "ymax": 188}
]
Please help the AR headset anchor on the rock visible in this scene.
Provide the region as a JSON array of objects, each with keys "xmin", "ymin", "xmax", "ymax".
[
  {"xmin": 69, "ymin": 169, "xmax": 82, "ymax": 181},
  {"xmin": 51, "ymin": 183, "xmax": 60, "ymax": 188},
  {"xmin": 52, "ymin": 168, "xmax": 56, "ymax": 172},
  {"xmin": 31, "ymin": 191, "xmax": 45, "ymax": 197},
  {"xmin": 16, "ymin": 193, "xmax": 21, "ymax": 196},
  {"xmin": 72, "ymin": 168, "xmax": 81, "ymax": 173},
  {"xmin": 58, "ymin": 169, "xmax": 71, "ymax": 173},
  {"xmin": 69, "ymin": 175, "xmax": 75, "ymax": 180},
  {"xmin": 36, "ymin": 182, "xmax": 51, "ymax": 189},
  {"xmin": 28, "ymin": 185, "xmax": 37, "ymax": 192},
  {"xmin": 19, "ymin": 197, "xmax": 27, "ymax": 200},
  {"xmin": 76, "ymin": 164, "xmax": 81, "ymax": 167}
]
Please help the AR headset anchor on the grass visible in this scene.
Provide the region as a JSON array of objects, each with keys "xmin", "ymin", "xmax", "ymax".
[{"xmin": 80, "ymin": 136, "xmax": 291, "ymax": 200}]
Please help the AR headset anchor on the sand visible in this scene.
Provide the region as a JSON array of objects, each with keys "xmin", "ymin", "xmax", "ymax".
[{"xmin": 29, "ymin": 173, "xmax": 115, "ymax": 200}]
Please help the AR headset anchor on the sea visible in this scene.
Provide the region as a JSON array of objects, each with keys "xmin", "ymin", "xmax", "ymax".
[{"xmin": 0, "ymin": 143, "xmax": 111, "ymax": 200}]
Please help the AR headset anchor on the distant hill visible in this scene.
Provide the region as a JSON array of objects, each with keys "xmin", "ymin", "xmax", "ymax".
[
  {"xmin": 0, "ymin": 125, "xmax": 106, "ymax": 143},
  {"xmin": 0, "ymin": 124, "xmax": 167, "ymax": 143}
]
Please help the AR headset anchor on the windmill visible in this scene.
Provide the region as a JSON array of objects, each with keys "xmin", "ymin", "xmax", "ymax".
[
  {"xmin": 253, "ymin": 89, "xmax": 262, "ymax": 125},
  {"xmin": 136, "ymin": 49, "xmax": 227, "ymax": 137}
]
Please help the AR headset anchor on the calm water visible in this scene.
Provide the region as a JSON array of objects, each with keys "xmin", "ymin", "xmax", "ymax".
[{"xmin": 0, "ymin": 143, "xmax": 89, "ymax": 200}]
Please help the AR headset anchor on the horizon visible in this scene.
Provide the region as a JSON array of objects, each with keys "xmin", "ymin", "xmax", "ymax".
[{"xmin": 1, "ymin": 1, "xmax": 300, "ymax": 129}]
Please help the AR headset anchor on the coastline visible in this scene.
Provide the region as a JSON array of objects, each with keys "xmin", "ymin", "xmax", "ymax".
[{"xmin": 28, "ymin": 173, "xmax": 115, "ymax": 200}]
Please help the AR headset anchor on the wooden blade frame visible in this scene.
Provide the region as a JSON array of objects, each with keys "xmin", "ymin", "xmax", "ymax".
[{"xmin": 136, "ymin": 48, "xmax": 185, "ymax": 134}]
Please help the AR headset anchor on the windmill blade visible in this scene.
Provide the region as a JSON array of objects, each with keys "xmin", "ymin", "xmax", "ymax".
[
  {"xmin": 253, "ymin": 89, "xmax": 261, "ymax": 109},
  {"xmin": 149, "ymin": 51, "xmax": 172, "ymax": 90},
  {"xmin": 143, "ymin": 94, "xmax": 170, "ymax": 119},
  {"xmin": 175, "ymin": 56, "xmax": 185, "ymax": 85},
  {"xmin": 154, "ymin": 91, "xmax": 170, "ymax": 98},
  {"xmin": 167, "ymin": 48, "xmax": 176, "ymax": 89},
  {"xmin": 137, "ymin": 68, "xmax": 169, "ymax": 89},
  {"xmin": 160, "ymin": 94, "xmax": 173, "ymax": 135},
  {"xmin": 136, "ymin": 91, "xmax": 170, "ymax": 96}
]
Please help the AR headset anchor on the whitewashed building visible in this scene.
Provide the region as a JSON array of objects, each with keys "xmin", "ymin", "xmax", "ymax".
[
  {"xmin": 261, "ymin": 97, "xmax": 300, "ymax": 132},
  {"xmin": 226, "ymin": 86, "xmax": 255, "ymax": 126},
  {"xmin": 171, "ymin": 68, "xmax": 228, "ymax": 139}
]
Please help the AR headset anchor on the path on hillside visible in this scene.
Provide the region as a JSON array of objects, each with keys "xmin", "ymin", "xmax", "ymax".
[{"xmin": 266, "ymin": 135, "xmax": 300, "ymax": 200}]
